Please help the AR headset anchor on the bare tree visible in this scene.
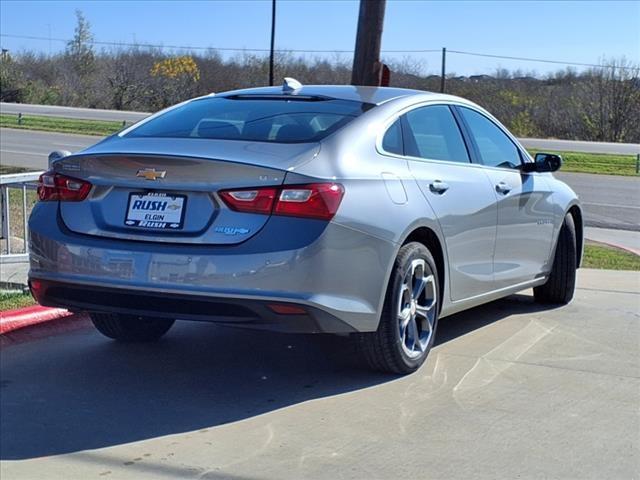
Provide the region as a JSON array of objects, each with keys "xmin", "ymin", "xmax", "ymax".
[
  {"xmin": 3, "ymin": 44, "xmax": 639, "ymax": 143},
  {"xmin": 577, "ymin": 58, "xmax": 640, "ymax": 142}
]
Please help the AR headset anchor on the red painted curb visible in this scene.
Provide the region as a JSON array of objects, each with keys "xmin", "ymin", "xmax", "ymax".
[
  {"xmin": 0, "ymin": 313, "xmax": 90, "ymax": 347},
  {"xmin": 0, "ymin": 305, "xmax": 72, "ymax": 335},
  {"xmin": 586, "ymin": 239, "xmax": 640, "ymax": 257}
]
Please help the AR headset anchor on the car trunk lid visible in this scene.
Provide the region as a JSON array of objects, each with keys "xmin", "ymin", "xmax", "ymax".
[{"xmin": 54, "ymin": 138, "xmax": 320, "ymax": 245}]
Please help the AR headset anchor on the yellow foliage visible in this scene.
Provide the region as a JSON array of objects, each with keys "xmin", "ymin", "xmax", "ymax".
[{"xmin": 150, "ymin": 56, "xmax": 200, "ymax": 81}]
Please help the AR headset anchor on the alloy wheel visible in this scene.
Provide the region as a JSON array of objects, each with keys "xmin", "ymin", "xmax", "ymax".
[{"xmin": 397, "ymin": 258, "xmax": 437, "ymax": 358}]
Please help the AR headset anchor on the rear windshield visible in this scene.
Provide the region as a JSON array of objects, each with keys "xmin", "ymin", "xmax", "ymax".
[{"xmin": 125, "ymin": 96, "xmax": 373, "ymax": 143}]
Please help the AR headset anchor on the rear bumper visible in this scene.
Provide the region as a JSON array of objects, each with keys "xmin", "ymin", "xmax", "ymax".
[
  {"xmin": 30, "ymin": 279, "xmax": 354, "ymax": 333},
  {"xmin": 28, "ymin": 203, "xmax": 397, "ymax": 332}
]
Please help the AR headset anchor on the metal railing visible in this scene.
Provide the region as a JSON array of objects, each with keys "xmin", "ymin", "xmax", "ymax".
[{"xmin": 0, "ymin": 172, "xmax": 43, "ymax": 264}]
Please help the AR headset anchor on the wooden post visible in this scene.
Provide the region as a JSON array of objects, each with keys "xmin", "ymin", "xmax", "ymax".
[
  {"xmin": 269, "ymin": 0, "xmax": 276, "ymax": 86},
  {"xmin": 351, "ymin": 0, "xmax": 386, "ymax": 86},
  {"xmin": 440, "ymin": 47, "xmax": 446, "ymax": 93}
]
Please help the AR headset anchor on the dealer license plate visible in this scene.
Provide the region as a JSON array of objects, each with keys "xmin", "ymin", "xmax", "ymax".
[{"xmin": 125, "ymin": 192, "xmax": 186, "ymax": 230}]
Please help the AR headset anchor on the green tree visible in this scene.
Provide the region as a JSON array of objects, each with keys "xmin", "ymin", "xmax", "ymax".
[
  {"xmin": 0, "ymin": 51, "xmax": 25, "ymax": 102},
  {"xmin": 66, "ymin": 10, "xmax": 95, "ymax": 77},
  {"xmin": 149, "ymin": 56, "xmax": 200, "ymax": 108}
]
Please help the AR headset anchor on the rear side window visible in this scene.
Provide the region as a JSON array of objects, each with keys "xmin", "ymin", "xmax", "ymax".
[
  {"xmin": 382, "ymin": 119, "xmax": 403, "ymax": 155},
  {"xmin": 458, "ymin": 107, "xmax": 522, "ymax": 169},
  {"xmin": 126, "ymin": 97, "xmax": 373, "ymax": 143},
  {"xmin": 402, "ymin": 105, "xmax": 470, "ymax": 163}
]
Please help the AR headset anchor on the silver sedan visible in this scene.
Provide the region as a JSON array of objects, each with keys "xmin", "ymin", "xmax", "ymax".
[{"xmin": 28, "ymin": 80, "xmax": 583, "ymax": 374}]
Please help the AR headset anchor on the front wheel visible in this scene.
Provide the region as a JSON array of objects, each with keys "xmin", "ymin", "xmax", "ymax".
[
  {"xmin": 356, "ymin": 242, "xmax": 439, "ymax": 374},
  {"xmin": 534, "ymin": 213, "xmax": 577, "ymax": 305},
  {"xmin": 90, "ymin": 313, "xmax": 175, "ymax": 342}
]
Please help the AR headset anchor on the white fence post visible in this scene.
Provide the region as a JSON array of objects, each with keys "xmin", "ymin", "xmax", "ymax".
[{"xmin": 0, "ymin": 172, "xmax": 44, "ymax": 263}]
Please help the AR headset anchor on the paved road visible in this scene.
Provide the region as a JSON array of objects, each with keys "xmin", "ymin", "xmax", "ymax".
[
  {"xmin": 3, "ymin": 102, "xmax": 640, "ymax": 155},
  {"xmin": 556, "ymin": 172, "xmax": 640, "ymax": 231},
  {"xmin": 1, "ymin": 128, "xmax": 638, "ymax": 230},
  {"xmin": 0, "ymin": 128, "xmax": 98, "ymax": 171},
  {"xmin": 1, "ymin": 102, "xmax": 148, "ymax": 123},
  {"xmin": 1, "ymin": 269, "xmax": 638, "ymax": 479},
  {"xmin": 519, "ymin": 137, "xmax": 640, "ymax": 156}
]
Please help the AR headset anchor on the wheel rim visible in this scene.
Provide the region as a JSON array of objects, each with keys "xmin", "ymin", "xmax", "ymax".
[{"xmin": 397, "ymin": 259, "xmax": 437, "ymax": 359}]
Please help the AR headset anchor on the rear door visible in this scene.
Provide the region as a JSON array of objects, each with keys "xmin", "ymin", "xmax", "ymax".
[
  {"xmin": 456, "ymin": 106, "xmax": 555, "ymax": 288},
  {"xmin": 395, "ymin": 104, "xmax": 498, "ymax": 301}
]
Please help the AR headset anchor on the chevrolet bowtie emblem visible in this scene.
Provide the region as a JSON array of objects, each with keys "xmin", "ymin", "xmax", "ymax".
[{"xmin": 136, "ymin": 168, "xmax": 166, "ymax": 181}]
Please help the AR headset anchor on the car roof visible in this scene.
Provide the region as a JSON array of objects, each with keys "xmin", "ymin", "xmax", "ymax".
[{"xmin": 216, "ymin": 85, "xmax": 442, "ymax": 106}]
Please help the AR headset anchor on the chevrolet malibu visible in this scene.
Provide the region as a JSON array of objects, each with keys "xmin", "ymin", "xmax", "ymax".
[{"xmin": 28, "ymin": 80, "xmax": 583, "ymax": 374}]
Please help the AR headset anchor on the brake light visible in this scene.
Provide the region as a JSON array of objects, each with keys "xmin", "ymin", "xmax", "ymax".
[
  {"xmin": 219, "ymin": 183, "xmax": 344, "ymax": 220},
  {"xmin": 37, "ymin": 171, "xmax": 92, "ymax": 202},
  {"xmin": 274, "ymin": 183, "xmax": 344, "ymax": 220}
]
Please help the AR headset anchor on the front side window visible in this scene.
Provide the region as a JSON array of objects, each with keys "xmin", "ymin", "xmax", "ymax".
[
  {"xmin": 458, "ymin": 107, "xmax": 522, "ymax": 169},
  {"xmin": 402, "ymin": 105, "xmax": 470, "ymax": 163},
  {"xmin": 126, "ymin": 96, "xmax": 373, "ymax": 143}
]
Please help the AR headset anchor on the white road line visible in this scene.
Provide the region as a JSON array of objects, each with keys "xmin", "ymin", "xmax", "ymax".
[
  {"xmin": 583, "ymin": 202, "xmax": 640, "ymax": 210},
  {"xmin": 52, "ymin": 142, "xmax": 91, "ymax": 148},
  {"xmin": 0, "ymin": 149, "xmax": 44, "ymax": 156}
]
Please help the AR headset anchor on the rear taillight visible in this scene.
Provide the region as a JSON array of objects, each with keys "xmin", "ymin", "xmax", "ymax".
[
  {"xmin": 274, "ymin": 183, "xmax": 344, "ymax": 220},
  {"xmin": 219, "ymin": 188, "xmax": 277, "ymax": 215},
  {"xmin": 37, "ymin": 171, "xmax": 92, "ymax": 202},
  {"xmin": 219, "ymin": 183, "xmax": 344, "ymax": 221}
]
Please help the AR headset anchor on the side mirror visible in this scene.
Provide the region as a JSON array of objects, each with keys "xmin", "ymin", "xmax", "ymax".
[{"xmin": 522, "ymin": 153, "xmax": 562, "ymax": 173}]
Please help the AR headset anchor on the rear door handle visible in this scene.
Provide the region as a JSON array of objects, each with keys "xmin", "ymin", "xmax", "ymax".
[
  {"xmin": 429, "ymin": 180, "xmax": 450, "ymax": 194},
  {"xmin": 495, "ymin": 182, "xmax": 512, "ymax": 194}
]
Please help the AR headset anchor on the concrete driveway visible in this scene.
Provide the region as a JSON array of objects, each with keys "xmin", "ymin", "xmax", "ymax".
[{"xmin": 1, "ymin": 268, "xmax": 638, "ymax": 479}]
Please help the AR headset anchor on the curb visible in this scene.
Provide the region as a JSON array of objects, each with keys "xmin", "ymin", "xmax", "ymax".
[
  {"xmin": 585, "ymin": 238, "xmax": 640, "ymax": 257},
  {"xmin": 0, "ymin": 313, "xmax": 89, "ymax": 347},
  {"xmin": 0, "ymin": 305, "xmax": 72, "ymax": 335}
]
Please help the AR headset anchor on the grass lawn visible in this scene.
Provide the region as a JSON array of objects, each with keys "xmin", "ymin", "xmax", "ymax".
[
  {"xmin": 0, "ymin": 165, "xmax": 36, "ymax": 175},
  {"xmin": 1, "ymin": 185, "xmax": 39, "ymax": 255},
  {"xmin": 0, "ymin": 291, "xmax": 36, "ymax": 311},
  {"xmin": 583, "ymin": 241, "xmax": 640, "ymax": 271},
  {"xmin": 1, "ymin": 113, "xmax": 123, "ymax": 137},
  {"xmin": 526, "ymin": 149, "xmax": 638, "ymax": 176}
]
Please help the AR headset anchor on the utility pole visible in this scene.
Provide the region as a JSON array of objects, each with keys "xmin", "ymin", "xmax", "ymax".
[
  {"xmin": 47, "ymin": 24, "xmax": 52, "ymax": 56},
  {"xmin": 351, "ymin": 0, "xmax": 386, "ymax": 86},
  {"xmin": 269, "ymin": 0, "xmax": 276, "ymax": 86},
  {"xmin": 440, "ymin": 47, "xmax": 446, "ymax": 93}
]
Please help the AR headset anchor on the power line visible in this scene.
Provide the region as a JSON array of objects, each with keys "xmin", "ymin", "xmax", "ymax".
[
  {"xmin": 447, "ymin": 49, "xmax": 638, "ymax": 71},
  {"xmin": 1, "ymin": 33, "xmax": 636, "ymax": 70},
  {"xmin": 0, "ymin": 33, "xmax": 439, "ymax": 54}
]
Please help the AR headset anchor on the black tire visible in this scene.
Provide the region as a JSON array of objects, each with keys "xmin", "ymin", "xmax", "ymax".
[
  {"xmin": 90, "ymin": 312, "xmax": 175, "ymax": 342},
  {"xmin": 534, "ymin": 213, "xmax": 577, "ymax": 305},
  {"xmin": 356, "ymin": 242, "xmax": 440, "ymax": 375}
]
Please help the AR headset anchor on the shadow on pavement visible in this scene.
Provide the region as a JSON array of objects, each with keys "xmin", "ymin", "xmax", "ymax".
[{"xmin": 0, "ymin": 292, "xmax": 556, "ymax": 459}]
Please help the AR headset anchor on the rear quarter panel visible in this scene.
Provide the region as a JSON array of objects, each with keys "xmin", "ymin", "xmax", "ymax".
[{"xmin": 289, "ymin": 99, "xmax": 452, "ymax": 318}]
